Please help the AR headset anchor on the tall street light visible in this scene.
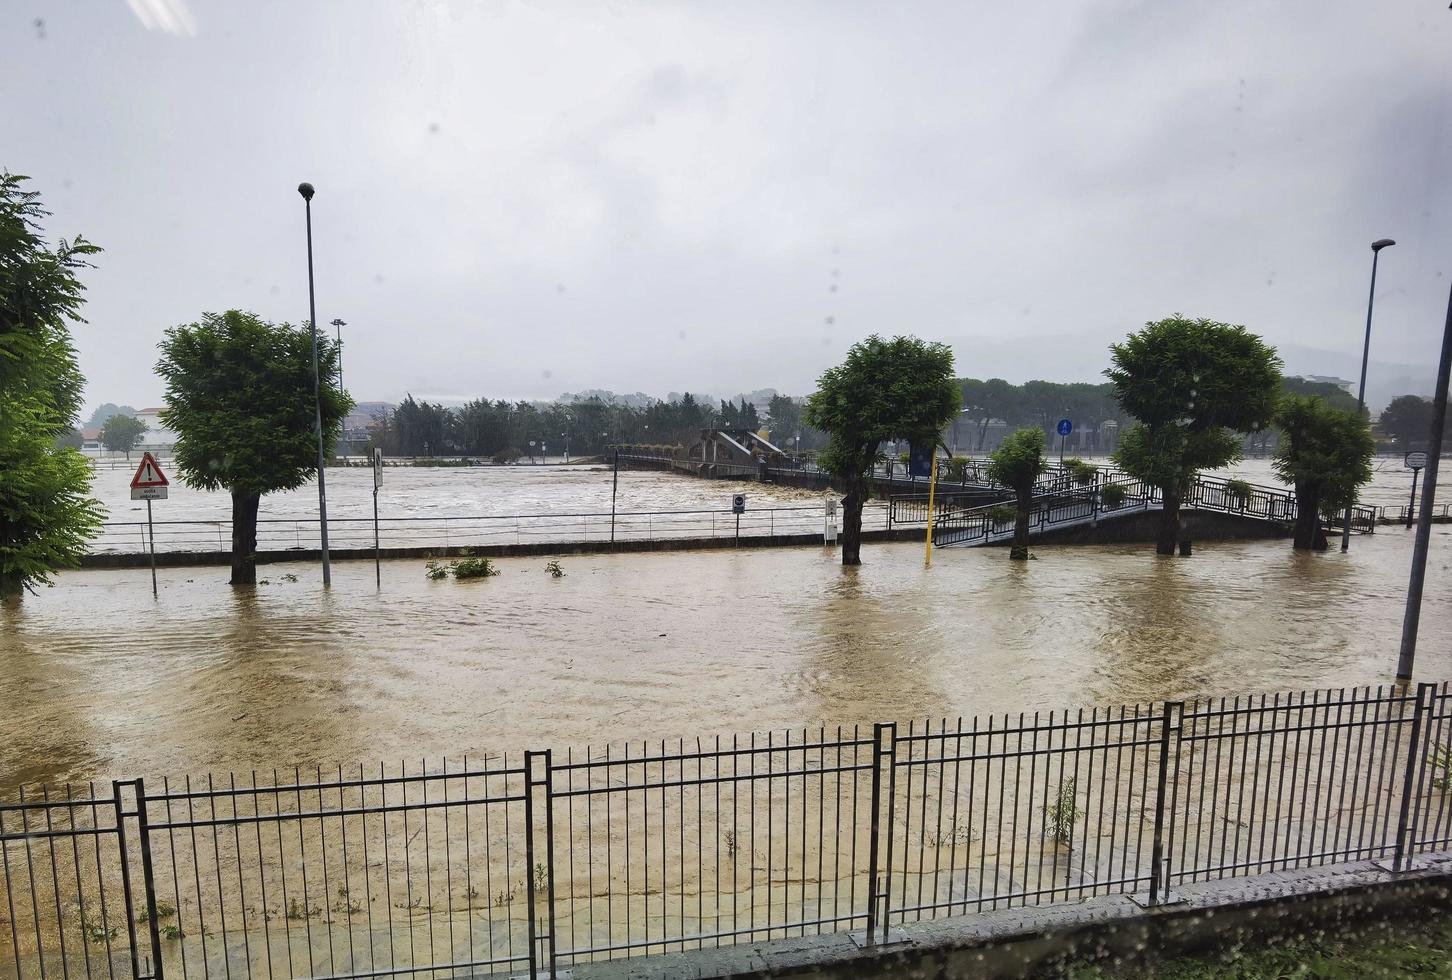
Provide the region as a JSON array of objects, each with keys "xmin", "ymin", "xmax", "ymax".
[
  {"xmin": 331, "ymin": 318, "xmax": 346, "ymax": 391},
  {"xmin": 1341, "ymin": 238, "xmax": 1396, "ymax": 552},
  {"xmin": 299, "ymin": 182, "xmax": 332, "ymax": 586}
]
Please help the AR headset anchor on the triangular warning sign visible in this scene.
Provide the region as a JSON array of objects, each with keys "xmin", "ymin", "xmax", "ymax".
[{"xmin": 130, "ymin": 451, "xmax": 170, "ymax": 489}]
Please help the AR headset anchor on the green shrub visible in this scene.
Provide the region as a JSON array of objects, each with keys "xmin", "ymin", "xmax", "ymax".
[
  {"xmin": 452, "ymin": 556, "xmax": 501, "ymax": 579},
  {"xmin": 942, "ymin": 456, "xmax": 971, "ymax": 482},
  {"xmin": 1100, "ymin": 483, "xmax": 1128, "ymax": 508},
  {"xmin": 424, "ymin": 560, "xmax": 450, "ymax": 581},
  {"xmin": 987, "ymin": 504, "xmax": 1017, "ymax": 527},
  {"xmin": 1063, "ymin": 458, "xmax": 1098, "ymax": 486},
  {"xmin": 492, "ymin": 447, "xmax": 523, "ymax": 465},
  {"xmin": 1223, "ymin": 478, "xmax": 1252, "ymax": 502},
  {"xmin": 545, "ymin": 560, "xmax": 564, "ymax": 578}
]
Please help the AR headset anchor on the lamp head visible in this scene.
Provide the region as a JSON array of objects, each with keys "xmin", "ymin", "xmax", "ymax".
[
  {"xmin": 298, "ymin": 182, "xmax": 315, "ymax": 201},
  {"xmin": 1372, "ymin": 238, "xmax": 1395, "ymax": 251}
]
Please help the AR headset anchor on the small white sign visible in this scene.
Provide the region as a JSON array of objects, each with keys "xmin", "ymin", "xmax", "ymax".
[
  {"xmin": 1405, "ymin": 451, "xmax": 1428, "ymax": 470},
  {"xmin": 131, "ymin": 485, "xmax": 168, "ymax": 501},
  {"xmin": 373, "ymin": 448, "xmax": 384, "ymax": 488}
]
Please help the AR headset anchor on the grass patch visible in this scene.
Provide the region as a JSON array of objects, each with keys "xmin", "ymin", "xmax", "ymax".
[{"xmin": 1058, "ymin": 909, "xmax": 1452, "ymax": 979}]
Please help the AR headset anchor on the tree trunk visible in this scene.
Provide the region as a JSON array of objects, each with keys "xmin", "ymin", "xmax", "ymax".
[
  {"xmin": 1157, "ymin": 486, "xmax": 1181, "ymax": 556},
  {"xmin": 1010, "ymin": 486, "xmax": 1032, "ymax": 560},
  {"xmin": 1292, "ymin": 485, "xmax": 1326, "ymax": 550},
  {"xmin": 841, "ymin": 479, "xmax": 865, "ymax": 566},
  {"xmin": 230, "ymin": 490, "xmax": 261, "ymax": 586}
]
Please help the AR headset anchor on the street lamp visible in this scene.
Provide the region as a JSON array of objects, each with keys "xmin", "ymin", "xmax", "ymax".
[
  {"xmin": 298, "ymin": 181, "xmax": 332, "ymax": 586},
  {"xmin": 330, "ymin": 318, "xmax": 346, "ymax": 391},
  {"xmin": 1341, "ymin": 237, "xmax": 1396, "ymax": 552}
]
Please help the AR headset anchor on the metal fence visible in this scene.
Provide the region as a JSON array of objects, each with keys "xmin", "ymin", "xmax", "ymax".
[
  {"xmin": 5, "ymin": 683, "xmax": 1450, "ymax": 979},
  {"xmin": 89, "ymin": 505, "xmax": 889, "ymax": 557}
]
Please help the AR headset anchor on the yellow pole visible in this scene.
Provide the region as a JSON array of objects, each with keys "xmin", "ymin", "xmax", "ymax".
[{"xmin": 924, "ymin": 450, "xmax": 938, "ymax": 568}]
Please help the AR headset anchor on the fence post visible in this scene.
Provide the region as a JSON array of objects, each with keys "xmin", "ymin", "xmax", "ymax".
[
  {"xmin": 1142, "ymin": 701, "xmax": 1183, "ymax": 907},
  {"xmin": 133, "ymin": 779, "xmax": 165, "ymax": 979},
  {"xmin": 863, "ymin": 722, "xmax": 897, "ymax": 946},
  {"xmin": 111, "ymin": 782, "xmax": 143, "ymax": 980},
  {"xmin": 1392, "ymin": 683, "xmax": 1435, "ymax": 872},
  {"xmin": 523, "ymin": 751, "xmax": 556, "ymax": 977}
]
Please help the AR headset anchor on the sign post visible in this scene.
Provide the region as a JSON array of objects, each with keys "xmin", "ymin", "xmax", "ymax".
[
  {"xmin": 732, "ymin": 493, "xmax": 747, "ymax": 545},
  {"xmin": 1405, "ymin": 451, "xmax": 1427, "ymax": 530},
  {"xmin": 1056, "ymin": 418, "xmax": 1073, "ymax": 465},
  {"xmin": 129, "ymin": 452, "xmax": 169, "ymax": 598},
  {"xmin": 611, "ymin": 451, "xmax": 620, "ymax": 543},
  {"xmin": 373, "ymin": 448, "xmax": 384, "ymax": 588}
]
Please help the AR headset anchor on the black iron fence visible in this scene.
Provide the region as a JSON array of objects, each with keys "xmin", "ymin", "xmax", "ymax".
[
  {"xmin": 924, "ymin": 471, "xmax": 1379, "ymax": 547},
  {"xmin": 5, "ymin": 683, "xmax": 1450, "ymax": 979}
]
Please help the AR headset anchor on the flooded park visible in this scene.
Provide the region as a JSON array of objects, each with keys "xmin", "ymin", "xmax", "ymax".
[{"xmin": 2, "ymin": 461, "xmax": 1449, "ymax": 795}]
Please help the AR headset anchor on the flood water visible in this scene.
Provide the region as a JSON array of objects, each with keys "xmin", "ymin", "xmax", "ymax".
[{"xmin": 3, "ymin": 521, "xmax": 1449, "ymax": 793}]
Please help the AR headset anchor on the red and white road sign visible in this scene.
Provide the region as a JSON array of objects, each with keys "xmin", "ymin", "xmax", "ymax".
[{"xmin": 130, "ymin": 451, "xmax": 170, "ymax": 500}]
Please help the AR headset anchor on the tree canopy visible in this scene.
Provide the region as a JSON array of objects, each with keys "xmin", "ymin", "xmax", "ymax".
[
  {"xmin": 805, "ymin": 335, "xmax": 960, "ymax": 565},
  {"xmin": 1107, "ymin": 315, "xmax": 1283, "ymax": 555},
  {"xmin": 155, "ymin": 310, "xmax": 351, "ymax": 584},
  {"xmin": 1379, "ymin": 395, "xmax": 1438, "ymax": 451},
  {"xmin": 0, "ymin": 173, "xmax": 104, "ymax": 597},
  {"xmin": 99, "ymin": 413, "xmax": 147, "ymax": 456},
  {"xmin": 986, "ymin": 427, "xmax": 1047, "ymax": 559},
  {"xmin": 1273, "ymin": 395, "xmax": 1374, "ymax": 550}
]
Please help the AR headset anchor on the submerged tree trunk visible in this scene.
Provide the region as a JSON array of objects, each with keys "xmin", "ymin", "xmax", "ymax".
[
  {"xmin": 840, "ymin": 487, "xmax": 864, "ymax": 566},
  {"xmin": 840, "ymin": 478, "xmax": 865, "ymax": 566},
  {"xmin": 1293, "ymin": 484, "xmax": 1327, "ymax": 550},
  {"xmin": 230, "ymin": 490, "xmax": 261, "ymax": 585},
  {"xmin": 1010, "ymin": 485, "xmax": 1032, "ymax": 560},
  {"xmin": 1157, "ymin": 485, "xmax": 1181, "ymax": 556}
]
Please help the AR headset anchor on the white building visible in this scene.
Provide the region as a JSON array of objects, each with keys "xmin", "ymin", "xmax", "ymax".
[{"xmin": 133, "ymin": 407, "xmax": 180, "ymax": 452}]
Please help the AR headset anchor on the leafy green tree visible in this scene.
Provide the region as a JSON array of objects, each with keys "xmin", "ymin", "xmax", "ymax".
[
  {"xmin": 156, "ymin": 311, "xmax": 352, "ymax": 586},
  {"xmin": 1106, "ymin": 316, "xmax": 1282, "ymax": 555},
  {"xmin": 1273, "ymin": 395, "xmax": 1375, "ymax": 550},
  {"xmin": 99, "ymin": 413, "xmax": 147, "ymax": 458},
  {"xmin": 84, "ymin": 403, "xmax": 138, "ymax": 429},
  {"xmin": 986, "ymin": 428, "xmax": 1047, "ymax": 560},
  {"xmin": 1282, "ymin": 377, "xmax": 1361, "ymax": 415},
  {"xmin": 1379, "ymin": 395, "xmax": 1435, "ymax": 451},
  {"xmin": 0, "ymin": 173, "xmax": 105, "ymax": 598},
  {"xmin": 804, "ymin": 335, "xmax": 960, "ymax": 565}
]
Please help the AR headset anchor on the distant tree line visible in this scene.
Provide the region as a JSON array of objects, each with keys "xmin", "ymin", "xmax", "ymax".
[{"xmin": 366, "ymin": 392, "xmax": 829, "ymax": 459}]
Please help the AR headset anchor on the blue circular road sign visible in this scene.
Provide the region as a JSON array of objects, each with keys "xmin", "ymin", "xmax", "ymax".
[{"xmin": 1057, "ymin": 418, "xmax": 1073, "ymax": 436}]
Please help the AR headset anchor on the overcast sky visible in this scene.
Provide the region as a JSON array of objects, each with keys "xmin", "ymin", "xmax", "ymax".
[{"xmin": 8, "ymin": 1, "xmax": 1451, "ymax": 414}]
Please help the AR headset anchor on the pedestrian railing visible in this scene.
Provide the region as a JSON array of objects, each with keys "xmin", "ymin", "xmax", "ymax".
[
  {"xmin": 4, "ymin": 682, "xmax": 1450, "ymax": 979},
  {"xmin": 89, "ymin": 504, "xmax": 888, "ymax": 557}
]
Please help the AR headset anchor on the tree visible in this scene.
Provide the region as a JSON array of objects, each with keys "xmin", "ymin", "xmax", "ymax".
[
  {"xmin": 0, "ymin": 173, "xmax": 105, "ymax": 598},
  {"xmin": 1282, "ymin": 377, "xmax": 1360, "ymax": 415},
  {"xmin": 1273, "ymin": 395, "xmax": 1375, "ymax": 550},
  {"xmin": 84, "ymin": 403, "xmax": 138, "ymax": 429},
  {"xmin": 1379, "ymin": 395, "xmax": 1434, "ymax": 451},
  {"xmin": 155, "ymin": 311, "xmax": 351, "ymax": 586},
  {"xmin": 986, "ymin": 428, "xmax": 1047, "ymax": 560},
  {"xmin": 99, "ymin": 413, "xmax": 147, "ymax": 458},
  {"xmin": 1106, "ymin": 316, "xmax": 1282, "ymax": 555},
  {"xmin": 804, "ymin": 335, "xmax": 960, "ymax": 565}
]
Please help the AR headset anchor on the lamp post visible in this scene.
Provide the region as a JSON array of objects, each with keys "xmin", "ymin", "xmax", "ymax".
[
  {"xmin": 330, "ymin": 318, "xmax": 346, "ymax": 391},
  {"xmin": 1342, "ymin": 238, "xmax": 1396, "ymax": 552},
  {"xmin": 298, "ymin": 182, "xmax": 331, "ymax": 586}
]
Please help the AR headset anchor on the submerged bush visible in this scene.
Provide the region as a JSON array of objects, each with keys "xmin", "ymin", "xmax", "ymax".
[
  {"xmin": 424, "ymin": 560, "xmax": 450, "ymax": 581},
  {"xmin": 545, "ymin": 560, "xmax": 564, "ymax": 578},
  {"xmin": 987, "ymin": 504, "xmax": 1017, "ymax": 527},
  {"xmin": 452, "ymin": 556, "xmax": 501, "ymax": 579},
  {"xmin": 1100, "ymin": 483, "xmax": 1128, "ymax": 508}
]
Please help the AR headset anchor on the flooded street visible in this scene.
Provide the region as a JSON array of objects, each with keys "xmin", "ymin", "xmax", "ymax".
[{"xmin": 3, "ymin": 524, "xmax": 1448, "ymax": 793}]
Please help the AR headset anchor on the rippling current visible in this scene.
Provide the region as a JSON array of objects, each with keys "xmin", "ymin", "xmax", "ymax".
[{"xmin": 3, "ymin": 473, "xmax": 1448, "ymax": 791}]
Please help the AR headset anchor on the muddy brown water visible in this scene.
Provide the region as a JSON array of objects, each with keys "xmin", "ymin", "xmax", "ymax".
[{"xmin": 3, "ymin": 527, "xmax": 1448, "ymax": 793}]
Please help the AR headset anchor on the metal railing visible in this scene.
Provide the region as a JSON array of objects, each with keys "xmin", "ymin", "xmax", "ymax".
[
  {"xmin": 4, "ymin": 682, "xmax": 1450, "ymax": 979},
  {"xmin": 90, "ymin": 505, "xmax": 887, "ymax": 556},
  {"xmin": 926, "ymin": 470, "xmax": 1379, "ymax": 547}
]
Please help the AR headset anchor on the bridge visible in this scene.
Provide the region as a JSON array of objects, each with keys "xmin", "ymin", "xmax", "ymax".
[{"xmin": 893, "ymin": 466, "xmax": 1378, "ymax": 547}]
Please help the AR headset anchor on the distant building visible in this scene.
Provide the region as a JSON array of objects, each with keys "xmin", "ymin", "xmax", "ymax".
[
  {"xmin": 80, "ymin": 426, "xmax": 102, "ymax": 455},
  {"xmin": 133, "ymin": 407, "xmax": 179, "ymax": 452},
  {"xmin": 340, "ymin": 401, "xmax": 394, "ymax": 456}
]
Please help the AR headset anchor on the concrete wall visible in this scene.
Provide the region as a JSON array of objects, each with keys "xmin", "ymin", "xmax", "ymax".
[{"xmin": 565, "ymin": 858, "xmax": 1452, "ymax": 980}]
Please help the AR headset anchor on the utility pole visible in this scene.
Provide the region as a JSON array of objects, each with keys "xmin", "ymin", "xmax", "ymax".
[
  {"xmin": 1396, "ymin": 274, "xmax": 1451, "ymax": 681},
  {"xmin": 299, "ymin": 182, "xmax": 332, "ymax": 586}
]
